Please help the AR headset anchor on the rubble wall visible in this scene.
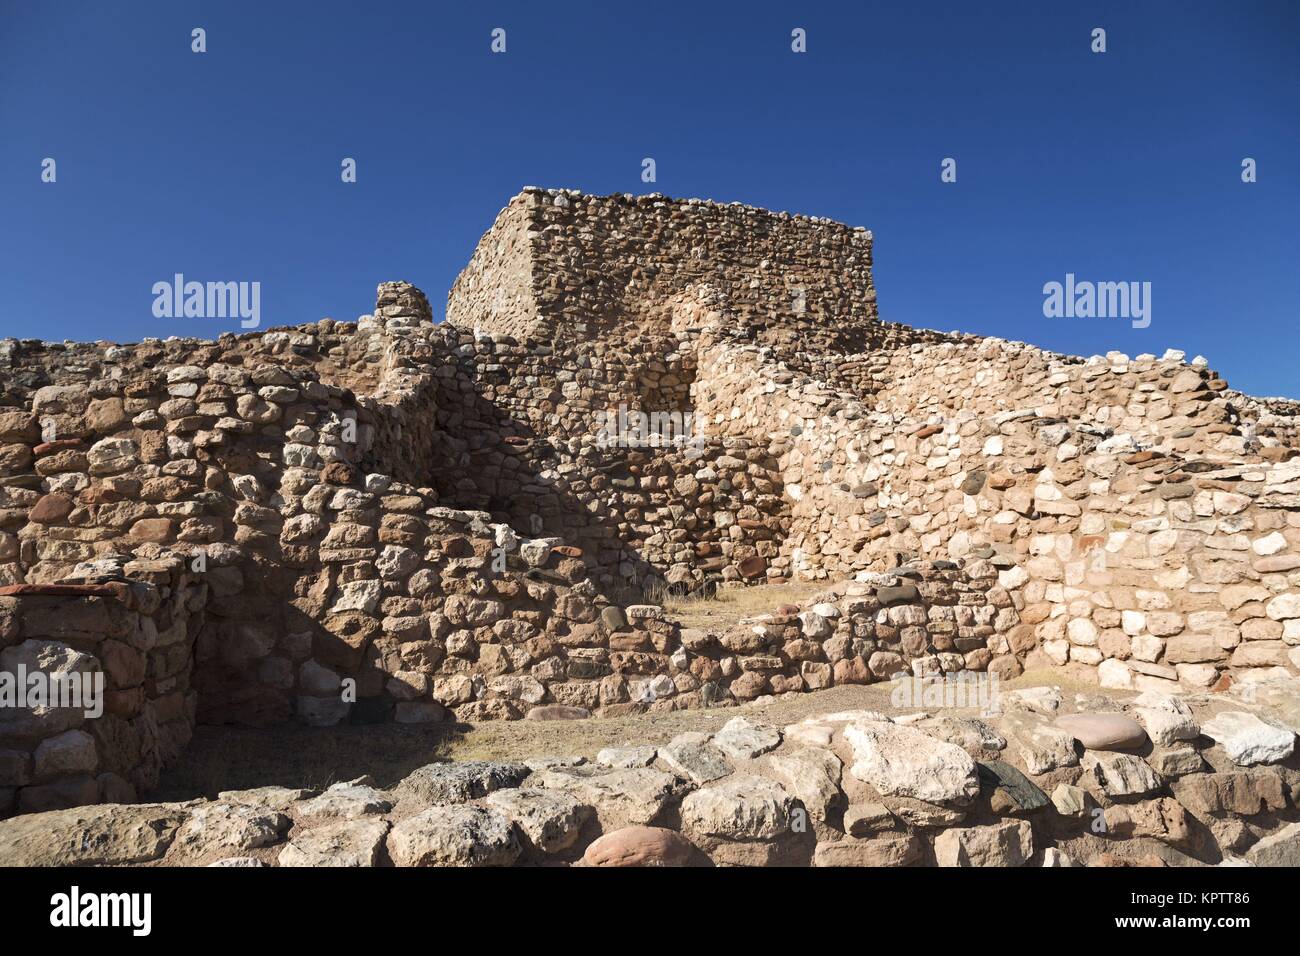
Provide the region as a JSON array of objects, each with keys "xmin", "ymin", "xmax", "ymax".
[
  {"xmin": 691, "ymin": 337, "xmax": 1300, "ymax": 695},
  {"xmin": 2, "ymin": 187, "xmax": 1299, "ymax": 818},
  {"xmin": 449, "ymin": 187, "xmax": 878, "ymax": 359},
  {"xmin": 0, "ymin": 568, "xmax": 205, "ymax": 815}
]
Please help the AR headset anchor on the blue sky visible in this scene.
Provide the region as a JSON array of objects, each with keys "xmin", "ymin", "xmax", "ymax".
[{"xmin": 1, "ymin": 1, "xmax": 1297, "ymax": 396}]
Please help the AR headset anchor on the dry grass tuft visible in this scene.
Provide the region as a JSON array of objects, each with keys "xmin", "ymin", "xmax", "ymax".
[{"xmin": 662, "ymin": 580, "xmax": 831, "ymax": 632}]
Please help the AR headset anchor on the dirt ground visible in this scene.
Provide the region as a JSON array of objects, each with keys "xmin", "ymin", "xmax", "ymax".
[
  {"xmin": 154, "ymin": 667, "xmax": 1109, "ymax": 802},
  {"xmin": 155, "ymin": 582, "xmax": 1111, "ymax": 801}
]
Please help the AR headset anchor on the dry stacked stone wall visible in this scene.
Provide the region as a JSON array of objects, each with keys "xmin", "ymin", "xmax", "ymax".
[
  {"xmin": 450, "ymin": 186, "xmax": 878, "ymax": 360},
  {"xmin": 1, "ymin": 187, "xmax": 1299, "ymax": 817},
  {"xmin": 0, "ymin": 564, "xmax": 205, "ymax": 816}
]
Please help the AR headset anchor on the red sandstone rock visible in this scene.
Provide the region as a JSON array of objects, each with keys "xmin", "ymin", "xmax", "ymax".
[
  {"xmin": 32, "ymin": 439, "xmax": 83, "ymax": 457},
  {"xmin": 582, "ymin": 826, "xmax": 698, "ymax": 867},
  {"xmin": 28, "ymin": 493, "xmax": 74, "ymax": 524}
]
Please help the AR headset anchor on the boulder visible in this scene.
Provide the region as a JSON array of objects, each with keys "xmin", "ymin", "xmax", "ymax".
[
  {"xmin": 761, "ymin": 748, "xmax": 843, "ymax": 822},
  {"xmin": 387, "ymin": 805, "xmax": 521, "ymax": 867},
  {"xmin": 533, "ymin": 767, "xmax": 680, "ymax": 831},
  {"xmin": 1201, "ymin": 712, "xmax": 1296, "ymax": 766},
  {"xmin": 174, "ymin": 802, "xmax": 290, "ymax": 855},
  {"xmin": 680, "ymin": 774, "xmax": 798, "ymax": 840},
  {"xmin": 1246, "ymin": 822, "xmax": 1300, "ymax": 866},
  {"xmin": 395, "ymin": 760, "xmax": 531, "ymax": 806},
  {"xmin": 978, "ymin": 760, "xmax": 1049, "ymax": 812},
  {"xmin": 278, "ymin": 818, "xmax": 389, "ymax": 867},
  {"xmin": 813, "ymin": 832, "xmax": 923, "ymax": 867},
  {"xmin": 1103, "ymin": 798, "xmax": 1193, "ymax": 850},
  {"xmin": 0, "ymin": 803, "xmax": 188, "ymax": 866},
  {"xmin": 934, "ymin": 820, "xmax": 1034, "ymax": 867},
  {"xmin": 844, "ymin": 721, "xmax": 979, "ymax": 804},
  {"xmin": 1082, "ymin": 752, "xmax": 1162, "ymax": 797},
  {"xmin": 712, "ymin": 716, "xmax": 782, "ymax": 760},
  {"xmin": 581, "ymin": 826, "xmax": 699, "ymax": 867},
  {"xmin": 1003, "ymin": 715, "xmax": 1079, "ymax": 775},
  {"xmin": 657, "ymin": 741, "xmax": 732, "ymax": 785},
  {"xmin": 1132, "ymin": 694, "xmax": 1199, "ymax": 747},
  {"xmin": 1053, "ymin": 713, "xmax": 1147, "ymax": 751},
  {"xmin": 484, "ymin": 788, "xmax": 592, "ymax": 855}
]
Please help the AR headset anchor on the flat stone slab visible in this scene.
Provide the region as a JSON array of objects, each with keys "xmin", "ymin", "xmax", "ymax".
[
  {"xmin": 525, "ymin": 705, "xmax": 590, "ymax": 721},
  {"xmin": 295, "ymin": 781, "xmax": 393, "ymax": 820},
  {"xmin": 1001, "ymin": 687, "xmax": 1063, "ymax": 715},
  {"xmin": 657, "ymin": 741, "xmax": 733, "ymax": 785},
  {"xmin": 0, "ymin": 583, "xmax": 125, "ymax": 598},
  {"xmin": 843, "ymin": 802, "xmax": 896, "ymax": 837},
  {"xmin": 977, "ymin": 760, "xmax": 1048, "ymax": 811},
  {"xmin": 844, "ymin": 721, "xmax": 979, "ymax": 804},
  {"xmin": 680, "ymin": 774, "xmax": 797, "ymax": 841},
  {"xmin": 916, "ymin": 716, "xmax": 1007, "ymax": 752},
  {"xmin": 813, "ymin": 833, "xmax": 922, "ymax": 867},
  {"xmin": 596, "ymin": 745, "xmax": 657, "ymax": 769},
  {"xmin": 394, "ymin": 760, "xmax": 532, "ymax": 806},
  {"xmin": 387, "ymin": 805, "xmax": 521, "ymax": 867},
  {"xmin": 1201, "ymin": 711, "xmax": 1296, "ymax": 766},
  {"xmin": 876, "ymin": 585, "xmax": 920, "ymax": 606},
  {"xmin": 1053, "ymin": 713, "xmax": 1147, "ymax": 751},
  {"xmin": 0, "ymin": 803, "xmax": 188, "ymax": 866},
  {"xmin": 217, "ymin": 786, "xmax": 315, "ymax": 811},
  {"xmin": 278, "ymin": 818, "xmax": 389, "ymax": 867},
  {"xmin": 712, "ymin": 716, "xmax": 782, "ymax": 760},
  {"xmin": 785, "ymin": 722, "xmax": 835, "ymax": 747}
]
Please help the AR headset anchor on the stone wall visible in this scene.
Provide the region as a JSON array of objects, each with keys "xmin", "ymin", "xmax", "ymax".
[
  {"xmin": 2, "ymin": 187, "xmax": 1299, "ymax": 818},
  {"xmin": 449, "ymin": 187, "xmax": 878, "ymax": 360},
  {"xmin": 688, "ymin": 333, "xmax": 1300, "ymax": 694},
  {"xmin": 0, "ymin": 565, "xmax": 205, "ymax": 815}
]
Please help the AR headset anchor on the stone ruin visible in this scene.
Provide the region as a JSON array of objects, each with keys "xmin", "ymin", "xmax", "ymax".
[{"xmin": 2, "ymin": 185, "xmax": 1300, "ymax": 826}]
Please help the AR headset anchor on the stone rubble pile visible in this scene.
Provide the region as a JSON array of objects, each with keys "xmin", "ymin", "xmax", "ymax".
[{"xmin": 1, "ymin": 681, "xmax": 1296, "ymax": 867}]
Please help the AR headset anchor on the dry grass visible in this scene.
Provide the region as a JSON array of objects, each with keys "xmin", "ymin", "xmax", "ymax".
[{"xmin": 661, "ymin": 579, "xmax": 832, "ymax": 631}]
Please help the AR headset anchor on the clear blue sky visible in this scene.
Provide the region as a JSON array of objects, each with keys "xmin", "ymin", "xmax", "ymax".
[{"xmin": 2, "ymin": 1, "xmax": 1296, "ymax": 396}]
